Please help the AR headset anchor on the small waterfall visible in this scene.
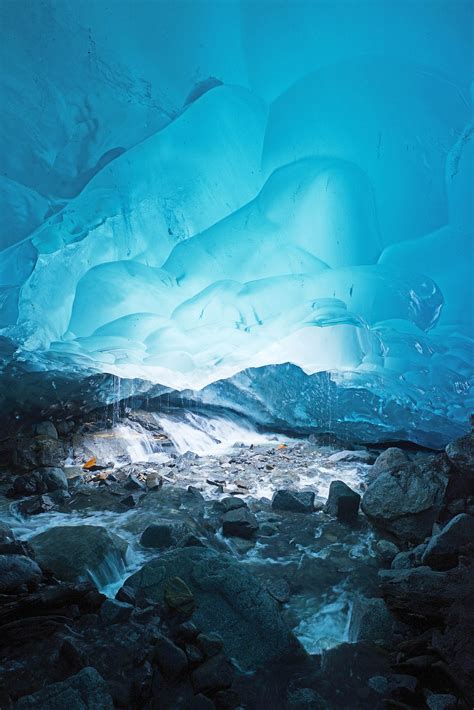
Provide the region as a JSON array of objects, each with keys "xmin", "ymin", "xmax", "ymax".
[
  {"xmin": 152, "ymin": 409, "xmax": 281, "ymax": 456},
  {"xmin": 114, "ymin": 422, "xmax": 169, "ymax": 463}
]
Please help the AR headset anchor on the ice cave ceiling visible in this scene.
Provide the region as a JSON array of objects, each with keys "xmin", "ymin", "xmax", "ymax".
[{"xmin": 0, "ymin": 0, "xmax": 473, "ymax": 446}]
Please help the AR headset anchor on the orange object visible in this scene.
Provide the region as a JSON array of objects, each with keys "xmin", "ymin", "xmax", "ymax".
[
  {"xmin": 277, "ymin": 444, "xmax": 287, "ymax": 449},
  {"xmin": 83, "ymin": 456, "xmax": 97, "ymax": 469}
]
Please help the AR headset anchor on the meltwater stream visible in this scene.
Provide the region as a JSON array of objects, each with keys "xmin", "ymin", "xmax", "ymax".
[{"xmin": 2, "ymin": 410, "xmax": 378, "ymax": 655}]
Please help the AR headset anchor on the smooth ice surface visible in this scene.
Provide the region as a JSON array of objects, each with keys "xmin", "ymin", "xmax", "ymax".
[{"xmin": 0, "ymin": 0, "xmax": 472, "ymax": 445}]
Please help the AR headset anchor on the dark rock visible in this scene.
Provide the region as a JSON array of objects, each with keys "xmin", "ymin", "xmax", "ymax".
[
  {"xmin": 375, "ymin": 539, "xmax": 399, "ymax": 564},
  {"xmin": 172, "ymin": 621, "xmax": 199, "ymax": 643},
  {"xmin": 13, "ymin": 434, "xmax": 65, "ymax": 469},
  {"xmin": 446, "ymin": 431, "xmax": 474, "ymax": 477},
  {"xmin": 13, "ymin": 666, "xmax": 114, "ymax": 709},
  {"xmin": 180, "ymin": 533, "xmax": 207, "ymax": 548},
  {"xmin": 30, "ymin": 525, "xmax": 128, "ymax": 586},
  {"xmin": 369, "ymin": 674, "xmax": 418, "ymax": 702},
  {"xmin": 421, "ymin": 513, "xmax": 474, "ymax": 570},
  {"xmin": 214, "ymin": 688, "xmax": 240, "ymax": 709},
  {"xmin": 16, "ymin": 494, "xmax": 56, "ymax": 515},
  {"xmin": 120, "ymin": 492, "xmax": 145, "ymax": 507},
  {"xmin": 272, "ymin": 489, "xmax": 315, "ymax": 513},
  {"xmin": 196, "ymin": 632, "xmax": 224, "ymax": 658},
  {"xmin": 153, "ymin": 633, "xmax": 188, "ymax": 680},
  {"xmin": 361, "ymin": 454, "xmax": 450, "ymax": 542},
  {"xmin": 0, "ymin": 521, "xmax": 15, "ymax": 544},
  {"xmin": 286, "ymin": 686, "xmax": 326, "ymax": 709},
  {"xmin": 222, "ymin": 507, "xmax": 258, "ymax": 539},
  {"xmin": 0, "ymin": 554, "xmax": 42, "ymax": 592},
  {"xmin": 0, "ymin": 540, "xmax": 35, "ymax": 557},
  {"xmin": 191, "ymin": 694, "xmax": 216, "ymax": 709},
  {"xmin": 11, "ymin": 466, "xmax": 67, "ymax": 496},
  {"xmin": 124, "ymin": 473, "xmax": 146, "ymax": 490},
  {"xmin": 140, "ymin": 520, "xmax": 192, "ymax": 549},
  {"xmin": 348, "ymin": 596, "xmax": 394, "ymax": 643},
  {"xmin": 122, "ymin": 547, "xmax": 302, "ymax": 671},
  {"xmin": 258, "ymin": 522, "xmax": 279, "ymax": 536},
  {"xmin": 116, "ymin": 586, "xmax": 136, "ymax": 605},
  {"xmin": 426, "ymin": 693, "xmax": 458, "ymax": 710},
  {"xmin": 368, "ymin": 448, "xmax": 410, "ymax": 482},
  {"xmin": 164, "ymin": 575, "xmax": 195, "ymax": 615},
  {"xmin": 184, "ymin": 643, "xmax": 204, "ymax": 665},
  {"xmin": 191, "ymin": 654, "xmax": 233, "ymax": 694},
  {"xmin": 34, "ymin": 421, "xmax": 58, "ymax": 440},
  {"xmin": 219, "ymin": 496, "xmax": 247, "ymax": 512},
  {"xmin": 266, "ymin": 577, "xmax": 290, "ymax": 603},
  {"xmin": 325, "ymin": 480, "xmax": 360, "ymax": 524},
  {"xmin": 100, "ymin": 598, "xmax": 133, "ymax": 624},
  {"xmin": 328, "ymin": 449, "xmax": 376, "ymax": 464}
]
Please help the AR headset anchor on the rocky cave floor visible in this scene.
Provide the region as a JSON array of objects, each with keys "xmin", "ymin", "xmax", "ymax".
[{"xmin": 0, "ymin": 410, "xmax": 473, "ymax": 710}]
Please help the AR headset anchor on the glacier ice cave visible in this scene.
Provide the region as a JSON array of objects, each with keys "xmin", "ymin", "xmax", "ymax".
[
  {"xmin": 0, "ymin": 2, "xmax": 473, "ymax": 442},
  {"xmin": 2, "ymin": 3, "xmax": 474, "ymax": 709}
]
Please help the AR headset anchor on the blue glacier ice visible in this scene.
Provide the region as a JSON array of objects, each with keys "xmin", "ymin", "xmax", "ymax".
[{"xmin": 0, "ymin": 0, "xmax": 472, "ymax": 447}]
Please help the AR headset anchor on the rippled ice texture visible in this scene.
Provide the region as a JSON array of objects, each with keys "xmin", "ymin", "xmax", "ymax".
[{"xmin": 0, "ymin": 0, "xmax": 472, "ymax": 445}]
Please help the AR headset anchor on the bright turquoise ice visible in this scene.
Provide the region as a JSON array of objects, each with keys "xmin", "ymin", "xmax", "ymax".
[{"xmin": 0, "ymin": 0, "xmax": 472, "ymax": 445}]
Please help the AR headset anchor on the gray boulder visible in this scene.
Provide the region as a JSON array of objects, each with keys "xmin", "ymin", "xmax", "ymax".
[
  {"xmin": 140, "ymin": 521, "xmax": 192, "ymax": 549},
  {"xmin": 30, "ymin": 525, "xmax": 128, "ymax": 587},
  {"xmin": 14, "ymin": 667, "xmax": 114, "ymax": 709},
  {"xmin": 446, "ymin": 431, "xmax": 474, "ymax": 476},
  {"xmin": 348, "ymin": 596, "xmax": 395, "ymax": 643},
  {"xmin": 367, "ymin": 447, "xmax": 410, "ymax": 482},
  {"xmin": 421, "ymin": 513, "xmax": 474, "ymax": 570},
  {"xmin": 325, "ymin": 480, "xmax": 360, "ymax": 524},
  {"xmin": 121, "ymin": 547, "xmax": 303, "ymax": 670},
  {"xmin": 222, "ymin": 507, "xmax": 258, "ymax": 539},
  {"xmin": 0, "ymin": 554, "xmax": 43, "ymax": 593},
  {"xmin": 0, "ymin": 521, "xmax": 15, "ymax": 544},
  {"xmin": 272, "ymin": 490, "xmax": 315, "ymax": 513},
  {"xmin": 34, "ymin": 421, "xmax": 58, "ymax": 440},
  {"xmin": 12, "ymin": 467, "xmax": 67, "ymax": 496},
  {"xmin": 361, "ymin": 454, "xmax": 450, "ymax": 542},
  {"xmin": 327, "ymin": 449, "xmax": 376, "ymax": 464},
  {"xmin": 374, "ymin": 539, "xmax": 399, "ymax": 564}
]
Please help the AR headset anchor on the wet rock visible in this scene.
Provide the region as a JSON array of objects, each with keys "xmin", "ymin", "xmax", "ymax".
[
  {"xmin": 191, "ymin": 693, "xmax": 216, "ymax": 709},
  {"xmin": 425, "ymin": 693, "xmax": 458, "ymax": 710},
  {"xmin": 266, "ymin": 577, "xmax": 291, "ymax": 603},
  {"xmin": 0, "ymin": 540, "xmax": 35, "ymax": 557},
  {"xmin": 140, "ymin": 520, "xmax": 192, "ymax": 549},
  {"xmin": 221, "ymin": 507, "xmax": 258, "ymax": 539},
  {"xmin": 120, "ymin": 492, "xmax": 145, "ymax": 508},
  {"xmin": 124, "ymin": 473, "xmax": 146, "ymax": 491},
  {"xmin": 361, "ymin": 454, "xmax": 450, "ymax": 542},
  {"xmin": 122, "ymin": 547, "xmax": 302, "ymax": 670},
  {"xmin": 445, "ymin": 431, "xmax": 474, "ymax": 477},
  {"xmin": 0, "ymin": 554, "xmax": 42, "ymax": 592},
  {"xmin": 100, "ymin": 598, "xmax": 133, "ymax": 624},
  {"xmin": 164, "ymin": 575, "xmax": 195, "ymax": 615},
  {"xmin": 375, "ymin": 539, "xmax": 399, "ymax": 564},
  {"xmin": 13, "ymin": 434, "xmax": 65, "ymax": 470},
  {"xmin": 172, "ymin": 621, "xmax": 199, "ymax": 643},
  {"xmin": 258, "ymin": 522, "xmax": 279, "ymax": 536},
  {"xmin": 214, "ymin": 688, "xmax": 240, "ymax": 709},
  {"xmin": 272, "ymin": 489, "xmax": 315, "ymax": 513},
  {"xmin": 348, "ymin": 596, "xmax": 394, "ymax": 643},
  {"xmin": 196, "ymin": 632, "xmax": 224, "ymax": 658},
  {"xmin": 14, "ymin": 666, "xmax": 114, "ymax": 710},
  {"xmin": 11, "ymin": 467, "xmax": 68, "ymax": 496},
  {"xmin": 328, "ymin": 449, "xmax": 376, "ymax": 464},
  {"xmin": 286, "ymin": 686, "xmax": 326, "ymax": 709},
  {"xmin": 218, "ymin": 496, "xmax": 247, "ymax": 513},
  {"xmin": 34, "ymin": 421, "xmax": 58, "ymax": 440},
  {"xmin": 30, "ymin": 525, "xmax": 128, "ymax": 586},
  {"xmin": 0, "ymin": 521, "xmax": 15, "ymax": 544},
  {"xmin": 368, "ymin": 448, "xmax": 410, "ymax": 482},
  {"xmin": 379, "ymin": 567, "xmax": 458, "ymax": 622},
  {"xmin": 153, "ymin": 634, "xmax": 188, "ymax": 680},
  {"xmin": 369, "ymin": 674, "xmax": 418, "ymax": 702},
  {"xmin": 421, "ymin": 513, "xmax": 474, "ymax": 570},
  {"xmin": 191, "ymin": 654, "xmax": 233, "ymax": 694},
  {"xmin": 325, "ymin": 480, "xmax": 360, "ymax": 524}
]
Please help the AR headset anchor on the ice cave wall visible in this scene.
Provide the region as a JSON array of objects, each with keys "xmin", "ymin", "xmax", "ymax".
[{"xmin": 0, "ymin": 0, "xmax": 473, "ymax": 445}]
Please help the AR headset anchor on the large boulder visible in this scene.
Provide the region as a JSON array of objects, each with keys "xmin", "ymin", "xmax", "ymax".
[
  {"xmin": 30, "ymin": 525, "xmax": 128, "ymax": 587},
  {"xmin": 221, "ymin": 508, "xmax": 259, "ymax": 539},
  {"xmin": 140, "ymin": 520, "xmax": 193, "ymax": 549},
  {"xmin": 0, "ymin": 554, "xmax": 43, "ymax": 593},
  {"xmin": 421, "ymin": 513, "xmax": 474, "ymax": 570},
  {"xmin": 367, "ymin": 447, "xmax": 410, "ymax": 483},
  {"xmin": 445, "ymin": 431, "xmax": 474, "ymax": 477},
  {"xmin": 324, "ymin": 480, "xmax": 360, "ymax": 524},
  {"xmin": 272, "ymin": 490, "xmax": 315, "ymax": 513},
  {"xmin": 13, "ymin": 435, "xmax": 66, "ymax": 470},
  {"xmin": 361, "ymin": 454, "xmax": 450, "ymax": 542},
  {"xmin": 14, "ymin": 667, "xmax": 114, "ymax": 710},
  {"xmin": 11, "ymin": 467, "xmax": 67, "ymax": 496},
  {"xmin": 121, "ymin": 547, "xmax": 303, "ymax": 671}
]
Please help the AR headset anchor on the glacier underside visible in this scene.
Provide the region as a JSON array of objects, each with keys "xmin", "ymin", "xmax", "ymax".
[{"xmin": 0, "ymin": 0, "xmax": 473, "ymax": 447}]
